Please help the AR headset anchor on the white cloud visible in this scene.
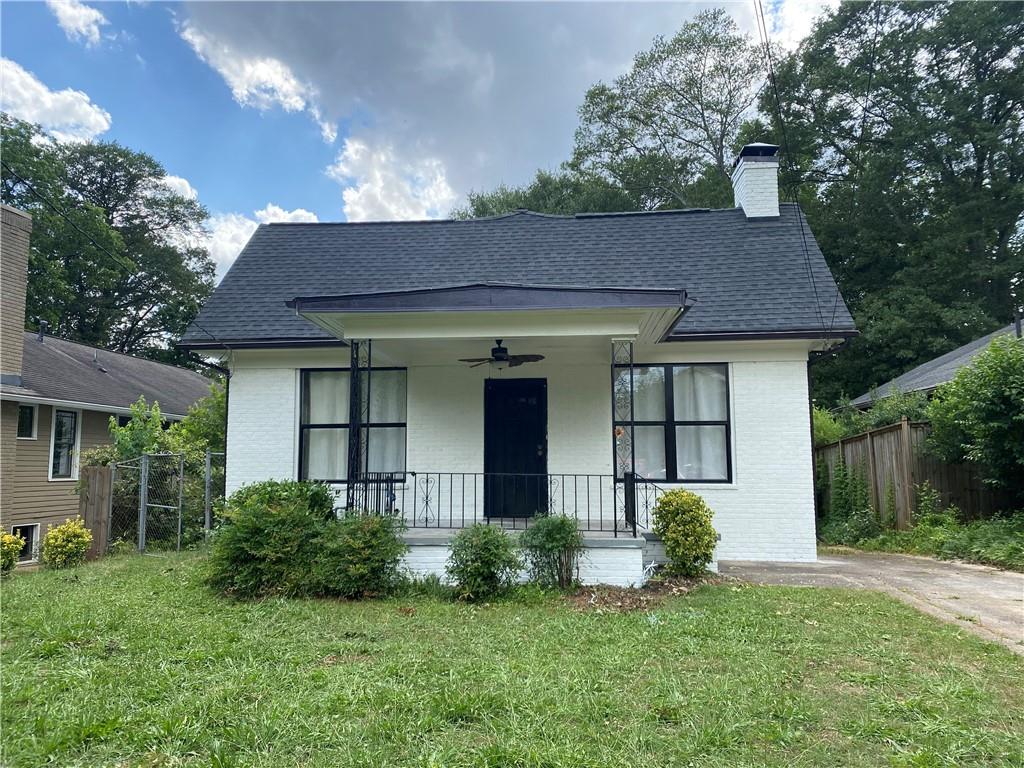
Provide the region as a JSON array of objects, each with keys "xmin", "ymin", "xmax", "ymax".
[
  {"xmin": 326, "ymin": 138, "xmax": 456, "ymax": 222},
  {"xmin": 179, "ymin": 21, "xmax": 336, "ymax": 143},
  {"xmin": 254, "ymin": 203, "xmax": 318, "ymax": 224},
  {"xmin": 45, "ymin": 0, "xmax": 108, "ymax": 47},
  {"xmin": 163, "ymin": 174, "xmax": 198, "ymax": 200},
  {"xmin": 0, "ymin": 58, "xmax": 111, "ymax": 142},
  {"xmin": 207, "ymin": 204, "xmax": 319, "ymax": 280}
]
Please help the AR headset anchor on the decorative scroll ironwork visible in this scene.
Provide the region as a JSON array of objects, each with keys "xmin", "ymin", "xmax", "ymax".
[
  {"xmin": 346, "ymin": 339, "xmax": 371, "ymax": 507},
  {"xmin": 611, "ymin": 339, "xmax": 636, "ymax": 518}
]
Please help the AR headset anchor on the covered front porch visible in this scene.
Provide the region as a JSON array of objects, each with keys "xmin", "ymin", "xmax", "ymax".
[{"xmin": 287, "ymin": 283, "xmax": 691, "ymax": 537}]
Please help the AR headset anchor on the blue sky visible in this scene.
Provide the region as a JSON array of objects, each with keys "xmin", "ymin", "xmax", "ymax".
[{"xmin": 1, "ymin": 0, "xmax": 827, "ymax": 276}]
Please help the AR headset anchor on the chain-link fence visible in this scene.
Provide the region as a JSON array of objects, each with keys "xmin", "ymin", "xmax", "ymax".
[{"xmin": 108, "ymin": 450, "xmax": 225, "ymax": 553}]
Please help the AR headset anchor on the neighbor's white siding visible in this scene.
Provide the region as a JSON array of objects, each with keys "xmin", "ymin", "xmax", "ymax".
[{"xmin": 224, "ymin": 341, "xmax": 818, "ymax": 562}]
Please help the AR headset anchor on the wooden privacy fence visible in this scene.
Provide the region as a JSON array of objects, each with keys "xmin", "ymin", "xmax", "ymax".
[
  {"xmin": 815, "ymin": 417, "xmax": 1009, "ymax": 529},
  {"xmin": 78, "ymin": 465, "xmax": 112, "ymax": 558}
]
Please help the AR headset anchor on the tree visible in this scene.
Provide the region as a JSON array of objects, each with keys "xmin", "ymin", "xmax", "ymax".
[
  {"xmin": 1, "ymin": 114, "xmax": 214, "ymax": 365},
  {"xmin": 928, "ymin": 336, "xmax": 1024, "ymax": 504},
  {"xmin": 765, "ymin": 2, "xmax": 1024, "ymax": 404},
  {"xmin": 570, "ymin": 8, "xmax": 764, "ymax": 210},
  {"xmin": 451, "ymin": 170, "xmax": 640, "ymax": 219}
]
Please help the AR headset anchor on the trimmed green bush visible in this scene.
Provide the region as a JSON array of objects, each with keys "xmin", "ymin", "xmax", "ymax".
[
  {"xmin": 40, "ymin": 517, "xmax": 92, "ymax": 569},
  {"xmin": 446, "ymin": 524, "xmax": 522, "ymax": 600},
  {"xmin": 208, "ymin": 480, "xmax": 408, "ymax": 599},
  {"xmin": 520, "ymin": 515, "xmax": 584, "ymax": 588},
  {"xmin": 313, "ymin": 514, "xmax": 406, "ymax": 598},
  {"xmin": 652, "ymin": 490, "xmax": 717, "ymax": 577},
  {"xmin": 1, "ymin": 531, "xmax": 24, "ymax": 574}
]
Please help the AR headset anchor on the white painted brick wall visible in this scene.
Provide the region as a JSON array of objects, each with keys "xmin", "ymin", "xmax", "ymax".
[
  {"xmin": 225, "ymin": 341, "xmax": 817, "ymax": 562},
  {"xmin": 225, "ymin": 367, "xmax": 297, "ymax": 495},
  {"xmin": 731, "ymin": 158, "xmax": 780, "ymax": 218}
]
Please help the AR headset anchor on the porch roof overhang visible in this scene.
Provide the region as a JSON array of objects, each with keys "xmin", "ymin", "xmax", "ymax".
[{"xmin": 285, "ymin": 283, "xmax": 690, "ymax": 342}]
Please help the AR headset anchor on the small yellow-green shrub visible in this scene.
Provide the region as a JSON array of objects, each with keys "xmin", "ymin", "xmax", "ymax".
[
  {"xmin": 41, "ymin": 517, "xmax": 93, "ymax": 569},
  {"xmin": 1, "ymin": 531, "xmax": 25, "ymax": 574},
  {"xmin": 652, "ymin": 490, "xmax": 717, "ymax": 577}
]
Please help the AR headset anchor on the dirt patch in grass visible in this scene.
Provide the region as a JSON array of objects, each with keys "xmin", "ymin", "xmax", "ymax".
[{"xmin": 565, "ymin": 573, "xmax": 731, "ymax": 612}]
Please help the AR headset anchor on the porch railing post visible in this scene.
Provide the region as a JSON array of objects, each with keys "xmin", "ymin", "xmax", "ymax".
[
  {"xmin": 624, "ymin": 471, "xmax": 638, "ymax": 538},
  {"xmin": 346, "ymin": 340, "xmax": 371, "ymax": 509}
]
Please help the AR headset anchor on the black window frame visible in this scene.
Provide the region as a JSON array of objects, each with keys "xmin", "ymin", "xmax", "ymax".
[
  {"xmin": 16, "ymin": 404, "xmax": 36, "ymax": 439},
  {"xmin": 612, "ymin": 362, "xmax": 732, "ymax": 483},
  {"xmin": 298, "ymin": 367, "xmax": 408, "ymax": 483}
]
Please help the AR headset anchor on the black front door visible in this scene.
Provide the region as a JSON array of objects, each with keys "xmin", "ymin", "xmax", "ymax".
[{"xmin": 484, "ymin": 378, "xmax": 547, "ymax": 518}]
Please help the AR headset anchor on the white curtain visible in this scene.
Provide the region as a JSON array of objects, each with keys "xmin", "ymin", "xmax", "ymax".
[
  {"xmin": 366, "ymin": 370, "xmax": 407, "ymax": 422},
  {"xmin": 673, "ymin": 365, "xmax": 728, "ymax": 480},
  {"xmin": 305, "ymin": 428, "xmax": 348, "ymax": 481},
  {"xmin": 306, "ymin": 371, "xmax": 349, "ymax": 423},
  {"xmin": 366, "ymin": 427, "xmax": 406, "ymax": 473}
]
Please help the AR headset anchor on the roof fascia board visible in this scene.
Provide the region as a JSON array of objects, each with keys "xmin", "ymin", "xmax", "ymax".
[{"xmin": 0, "ymin": 393, "xmax": 187, "ymax": 420}]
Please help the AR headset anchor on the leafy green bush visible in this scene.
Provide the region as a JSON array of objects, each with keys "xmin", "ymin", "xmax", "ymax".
[
  {"xmin": 228, "ymin": 479, "xmax": 335, "ymax": 521},
  {"xmin": 312, "ymin": 514, "xmax": 406, "ymax": 598},
  {"xmin": 446, "ymin": 524, "xmax": 522, "ymax": 600},
  {"xmin": 928, "ymin": 335, "xmax": 1024, "ymax": 504},
  {"xmin": 1, "ymin": 531, "xmax": 25, "ymax": 574},
  {"xmin": 208, "ymin": 482, "xmax": 328, "ymax": 597},
  {"xmin": 812, "ymin": 406, "xmax": 844, "ymax": 446},
  {"xmin": 519, "ymin": 516, "xmax": 584, "ymax": 588},
  {"xmin": 938, "ymin": 514, "xmax": 1024, "ymax": 570},
  {"xmin": 651, "ymin": 490, "xmax": 717, "ymax": 576},
  {"xmin": 41, "ymin": 517, "xmax": 92, "ymax": 569}
]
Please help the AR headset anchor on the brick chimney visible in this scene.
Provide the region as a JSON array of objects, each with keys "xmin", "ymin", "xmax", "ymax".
[
  {"xmin": 731, "ymin": 143, "xmax": 780, "ymax": 219},
  {"xmin": 1, "ymin": 205, "xmax": 32, "ymax": 386}
]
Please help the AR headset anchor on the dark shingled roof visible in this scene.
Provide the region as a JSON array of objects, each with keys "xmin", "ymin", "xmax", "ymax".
[
  {"xmin": 2, "ymin": 333, "xmax": 212, "ymax": 417},
  {"xmin": 852, "ymin": 324, "xmax": 1019, "ymax": 407},
  {"xmin": 180, "ymin": 205, "xmax": 856, "ymax": 348}
]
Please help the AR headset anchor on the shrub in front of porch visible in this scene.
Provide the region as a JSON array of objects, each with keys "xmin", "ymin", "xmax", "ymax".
[
  {"xmin": 652, "ymin": 490, "xmax": 717, "ymax": 577},
  {"xmin": 208, "ymin": 480, "xmax": 407, "ymax": 599},
  {"xmin": 446, "ymin": 524, "xmax": 522, "ymax": 601},
  {"xmin": 519, "ymin": 515, "xmax": 584, "ymax": 588}
]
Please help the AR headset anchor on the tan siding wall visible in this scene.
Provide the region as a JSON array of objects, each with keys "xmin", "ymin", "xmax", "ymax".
[
  {"xmin": 1, "ymin": 400, "xmax": 18, "ymax": 526},
  {"xmin": 3, "ymin": 405, "xmax": 114, "ymax": 532},
  {"xmin": 1, "ymin": 205, "xmax": 32, "ymax": 379}
]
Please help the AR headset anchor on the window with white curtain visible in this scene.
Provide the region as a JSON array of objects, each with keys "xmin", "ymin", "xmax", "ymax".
[
  {"xmin": 613, "ymin": 363, "xmax": 731, "ymax": 482},
  {"xmin": 299, "ymin": 368, "xmax": 407, "ymax": 481}
]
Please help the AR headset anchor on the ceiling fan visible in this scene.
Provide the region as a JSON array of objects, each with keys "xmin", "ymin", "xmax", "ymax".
[{"xmin": 459, "ymin": 339, "xmax": 545, "ymax": 369}]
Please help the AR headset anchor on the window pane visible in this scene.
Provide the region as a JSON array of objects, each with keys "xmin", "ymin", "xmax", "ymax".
[
  {"xmin": 364, "ymin": 427, "xmax": 406, "ymax": 473},
  {"xmin": 303, "ymin": 427, "xmax": 348, "ymax": 481},
  {"xmin": 673, "ymin": 365, "xmax": 727, "ymax": 421},
  {"xmin": 17, "ymin": 406, "xmax": 34, "ymax": 438},
  {"xmin": 633, "ymin": 425, "xmax": 667, "ymax": 480},
  {"xmin": 365, "ymin": 370, "xmax": 406, "ymax": 423},
  {"xmin": 676, "ymin": 425, "xmax": 728, "ymax": 480},
  {"xmin": 51, "ymin": 410, "xmax": 77, "ymax": 478},
  {"xmin": 304, "ymin": 371, "xmax": 349, "ymax": 424},
  {"xmin": 613, "ymin": 367, "xmax": 665, "ymax": 421}
]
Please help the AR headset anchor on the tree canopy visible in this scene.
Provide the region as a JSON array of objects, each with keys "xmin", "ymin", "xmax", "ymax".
[{"xmin": 1, "ymin": 114, "xmax": 214, "ymax": 366}]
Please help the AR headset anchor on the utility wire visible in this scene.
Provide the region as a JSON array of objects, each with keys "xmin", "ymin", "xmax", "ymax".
[
  {"xmin": 1, "ymin": 159, "xmax": 136, "ymax": 272},
  {"xmin": 753, "ymin": 0, "xmax": 829, "ymax": 336}
]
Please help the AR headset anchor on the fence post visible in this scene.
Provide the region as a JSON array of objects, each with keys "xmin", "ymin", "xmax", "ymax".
[
  {"xmin": 177, "ymin": 453, "xmax": 185, "ymax": 552},
  {"xmin": 204, "ymin": 449, "xmax": 212, "ymax": 533},
  {"xmin": 107, "ymin": 462, "xmax": 116, "ymax": 553},
  {"xmin": 138, "ymin": 454, "xmax": 149, "ymax": 552},
  {"xmin": 899, "ymin": 416, "xmax": 914, "ymax": 529},
  {"xmin": 866, "ymin": 429, "xmax": 879, "ymax": 514}
]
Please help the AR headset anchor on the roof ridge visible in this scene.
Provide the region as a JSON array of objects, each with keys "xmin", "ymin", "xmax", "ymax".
[{"xmin": 24, "ymin": 332, "xmax": 208, "ymax": 378}]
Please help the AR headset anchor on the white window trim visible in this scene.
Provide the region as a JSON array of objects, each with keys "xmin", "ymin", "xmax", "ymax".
[
  {"xmin": 16, "ymin": 403, "xmax": 38, "ymax": 440},
  {"xmin": 48, "ymin": 407, "xmax": 82, "ymax": 482},
  {"xmin": 11, "ymin": 523, "xmax": 40, "ymax": 564}
]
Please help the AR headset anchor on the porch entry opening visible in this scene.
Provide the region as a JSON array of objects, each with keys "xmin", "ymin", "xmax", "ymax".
[{"xmin": 484, "ymin": 378, "xmax": 547, "ymax": 519}]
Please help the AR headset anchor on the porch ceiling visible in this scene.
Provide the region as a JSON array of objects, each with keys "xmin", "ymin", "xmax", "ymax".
[{"xmin": 286, "ymin": 283, "xmax": 688, "ymax": 344}]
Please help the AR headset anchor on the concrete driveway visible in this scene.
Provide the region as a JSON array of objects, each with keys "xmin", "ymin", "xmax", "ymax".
[{"xmin": 720, "ymin": 551, "xmax": 1024, "ymax": 655}]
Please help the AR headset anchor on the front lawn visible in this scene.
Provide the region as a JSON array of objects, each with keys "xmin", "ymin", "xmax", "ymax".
[{"xmin": 2, "ymin": 554, "xmax": 1022, "ymax": 767}]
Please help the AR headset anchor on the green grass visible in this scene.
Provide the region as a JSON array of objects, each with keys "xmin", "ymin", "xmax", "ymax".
[{"xmin": 3, "ymin": 554, "xmax": 1023, "ymax": 767}]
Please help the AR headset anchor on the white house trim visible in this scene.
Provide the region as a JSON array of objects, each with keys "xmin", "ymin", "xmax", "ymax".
[{"xmin": 47, "ymin": 406, "xmax": 83, "ymax": 482}]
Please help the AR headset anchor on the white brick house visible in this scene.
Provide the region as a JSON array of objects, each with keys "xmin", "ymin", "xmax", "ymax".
[{"xmin": 181, "ymin": 144, "xmax": 856, "ymax": 584}]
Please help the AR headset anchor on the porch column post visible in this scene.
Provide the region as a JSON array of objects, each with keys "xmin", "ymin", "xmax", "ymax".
[
  {"xmin": 346, "ymin": 339, "xmax": 371, "ymax": 508},
  {"xmin": 612, "ymin": 338, "xmax": 637, "ymax": 535}
]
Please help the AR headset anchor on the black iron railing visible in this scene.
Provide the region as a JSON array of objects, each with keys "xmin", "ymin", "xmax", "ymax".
[{"xmin": 343, "ymin": 471, "xmax": 664, "ymax": 536}]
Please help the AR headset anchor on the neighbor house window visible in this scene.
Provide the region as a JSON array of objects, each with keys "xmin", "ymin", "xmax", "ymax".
[
  {"xmin": 49, "ymin": 409, "xmax": 80, "ymax": 480},
  {"xmin": 299, "ymin": 369, "xmax": 407, "ymax": 482},
  {"xmin": 613, "ymin": 363, "xmax": 731, "ymax": 482},
  {"xmin": 11, "ymin": 523, "xmax": 39, "ymax": 563},
  {"xmin": 16, "ymin": 405, "xmax": 36, "ymax": 438}
]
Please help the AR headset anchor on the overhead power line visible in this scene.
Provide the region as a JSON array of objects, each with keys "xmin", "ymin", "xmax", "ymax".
[{"xmin": 1, "ymin": 158, "xmax": 136, "ymax": 272}]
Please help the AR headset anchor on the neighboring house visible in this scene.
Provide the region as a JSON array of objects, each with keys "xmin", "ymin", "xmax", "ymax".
[
  {"xmin": 0, "ymin": 205, "xmax": 212, "ymax": 564},
  {"xmin": 180, "ymin": 144, "xmax": 857, "ymax": 584},
  {"xmin": 851, "ymin": 323, "xmax": 1020, "ymax": 408}
]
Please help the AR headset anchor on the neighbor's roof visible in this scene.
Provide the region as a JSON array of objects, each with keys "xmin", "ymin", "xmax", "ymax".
[
  {"xmin": 1, "ymin": 332, "xmax": 212, "ymax": 417},
  {"xmin": 180, "ymin": 205, "xmax": 856, "ymax": 348},
  {"xmin": 851, "ymin": 324, "xmax": 1018, "ymax": 407}
]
